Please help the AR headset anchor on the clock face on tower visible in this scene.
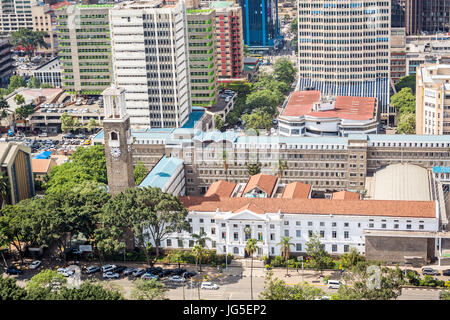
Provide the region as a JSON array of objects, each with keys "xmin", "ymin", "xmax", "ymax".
[{"xmin": 110, "ymin": 147, "xmax": 121, "ymax": 159}]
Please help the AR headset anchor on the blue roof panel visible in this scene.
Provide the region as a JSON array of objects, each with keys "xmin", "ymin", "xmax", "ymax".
[{"xmin": 138, "ymin": 156, "xmax": 184, "ymax": 189}]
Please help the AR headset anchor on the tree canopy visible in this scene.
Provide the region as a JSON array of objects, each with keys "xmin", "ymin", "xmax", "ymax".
[
  {"xmin": 397, "ymin": 112, "xmax": 416, "ymax": 134},
  {"xmin": 131, "ymin": 279, "xmax": 167, "ymax": 300},
  {"xmin": 11, "ymin": 29, "xmax": 48, "ymax": 60},
  {"xmin": 391, "ymin": 87, "xmax": 415, "ymax": 115},
  {"xmin": 305, "ymin": 233, "xmax": 333, "ymax": 274},
  {"xmin": 242, "ymin": 109, "xmax": 273, "ymax": 131},
  {"xmin": 273, "ymin": 58, "xmax": 297, "ymax": 85},
  {"xmin": 134, "ymin": 161, "xmax": 148, "ymax": 186},
  {"xmin": 394, "ymin": 75, "xmax": 416, "ymax": 94}
]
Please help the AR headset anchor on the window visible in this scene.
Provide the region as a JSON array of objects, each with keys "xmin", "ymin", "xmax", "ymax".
[
  {"xmin": 284, "ymin": 221, "xmax": 289, "ymax": 226},
  {"xmin": 344, "ymin": 245, "xmax": 349, "ymax": 252},
  {"xmin": 270, "ymin": 224, "xmax": 275, "ymax": 229},
  {"xmin": 211, "ymin": 219, "xmax": 215, "ymax": 223},
  {"xmin": 234, "ymin": 232, "xmax": 238, "ymax": 240},
  {"xmin": 178, "ymin": 239, "xmax": 183, "ymax": 248},
  {"xmin": 257, "ymin": 232, "xmax": 263, "ymax": 241},
  {"xmin": 166, "ymin": 239, "xmax": 172, "ymax": 247},
  {"xmin": 211, "ymin": 227, "xmax": 215, "ymax": 235},
  {"xmin": 199, "ymin": 219, "xmax": 204, "ymax": 223},
  {"xmin": 381, "ymin": 224, "xmax": 386, "ymax": 229},
  {"xmin": 258, "ymin": 225, "xmax": 262, "ymax": 229},
  {"xmin": 296, "ymin": 221, "xmax": 301, "ymax": 226},
  {"xmin": 332, "ymin": 231, "xmax": 337, "ymax": 238},
  {"xmin": 419, "ymin": 225, "xmax": 424, "ymax": 230},
  {"xmin": 233, "ymin": 224, "xmax": 238, "ymax": 228},
  {"xmin": 308, "ymin": 221, "xmax": 313, "ymax": 226},
  {"xmin": 188, "ymin": 218, "xmax": 192, "ymax": 223},
  {"xmin": 233, "ymin": 247, "xmax": 239, "ymax": 254},
  {"xmin": 271, "ymin": 247, "xmax": 274, "ymax": 254},
  {"xmin": 308, "ymin": 230, "xmax": 313, "ymax": 237},
  {"xmin": 394, "ymin": 224, "xmax": 399, "ymax": 229},
  {"xmin": 296, "ymin": 243, "xmax": 302, "ymax": 251},
  {"xmin": 221, "ymin": 232, "xmax": 226, "ymax": 239},
  {"xmin": 320, "ymin": 222, "xmax": 325, "ymax": 227},
  {"xmin": 344, "ymin": 231, "xmax": 349, "ymax": 239},
  {"xmin": 270, "ymin": 233, "xmax": 275, "ymax": 241},
  {"xmin": 212, "ymin": 241, "xmax": 216, "ymax": 248},
  {"xmin": 284, "ymin": 230, "xmax": 289, "ymax": 237},
  {"xmin": 332, "ymin": 222, "xmax": 337, "ymax": 227},
  {"xmin": 332, "ymin": 244, "xmax": 337, "ymax": 252},
  {"xmin": 344, "ymin": 222, "xmax": 349, "ymax": 227},
  {"xmin": 221, "ymin": 223, "xmax": 226, "ymax": 227},
  {"xmin": 407, "ymin": 224, "xmax": 412, "ymax": 230},
  {"xmin": 369, "ymin": 223, "xmax": 374, "ymax": 228},
  {"xmin": 200, "ymin": 227, "xmax": 204, "ymax": 234},
  {"xmin": 296, "ymin": 230, "xmax": 301, "ymax": 238},
  {"xmin": 320, "ymin": 230, "xmax": 325, "ymax": 238},
  {"xmin": 189, "ymin": 240, "xmax": 194, "ymax": 247}
]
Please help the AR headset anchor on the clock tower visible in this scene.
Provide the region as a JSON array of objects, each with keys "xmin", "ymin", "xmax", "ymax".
[{"xmin": 102, "ymin": 85, "xmax": 135, "ymax": 195}]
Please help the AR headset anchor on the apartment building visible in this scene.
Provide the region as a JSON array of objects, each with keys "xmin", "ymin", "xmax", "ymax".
[
  {"xmin": 109, "ymin": 0, "xmax": 191, "ymax": 129},
  {"xmin": 31, "ymin": 3, "xmax": 58, "ymax": 57},
  {"xmin": 186, "ymin": 8, "xmax": 217, "ymax": 108},
  {"xmin": 56, "ymin": 3, "xmax": 113, "ymax": 95},
  {"xmin": 416, "ymin": 61, "xmax": 450, "ymax": 135},
  {"xmin": 297, "ymin": 0, "xmax": 391, "ymax": 118},
  {"xmin": 0, "ymin": 38, "xmax": 14, "ymax": 87},
  {"xmin": 390, "ymin": 28, "xmax": 407, "ymax": 85},
  {"xmin": 210, "ymin": 1, "xmax": 244, "ymax": 81},
  {"xmin": 0, "ymin": 0, "xmax": 33, "ymax": 35}
]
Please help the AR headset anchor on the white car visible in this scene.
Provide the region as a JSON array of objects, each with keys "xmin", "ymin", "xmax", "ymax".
[
  {"xmin": 29, "ymin": 260, "xmax": 42, "ymax": 269},
  {"xmin": 101, "ymin": 264, "xmax": 116, "ymax": 273},
  {"xmin": 103, "ymin": 272, "xmax": 120, "ymax": 279},
  {"xmin": 201, "ymin": 282, "xmax": 219, "ymax": 290},
  {"xmin": 169, "ymin": 275, "xmax": 186, "ymax": 282},
  {"xmin": 57, "ymin": 268, "xmax": 75, "ymax": 277},
  {"xmin": 327, "ymin": 280, "xmax": 341, "ymax": 289},
  {"xmin": 85, "ymin": 266, "xmax": 100, "ymax": 274}
]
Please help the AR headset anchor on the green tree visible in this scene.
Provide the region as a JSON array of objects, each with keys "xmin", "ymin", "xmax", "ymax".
[
  {"xmin": 245, "ymin": 238, "xmax": 258, "ymax": 300},
  {"xmin": 0, "ymin": 96, "xmax": 9, "ymax": 110},
  {"xmin": 214, "ymin": 114, "xmax": 224, "ymax": 130},
  {"xmin": 0, "ymin": 171, "xmax": 9, "ymax": 208},
  {"xmin": 341, "ymin": 247, "xmax": 365, "ymax": 269},
  {"xmin": 273, "ymin": 58, "xmax": 297, "ymax": 85},
  {"xmin": 440, "ymin": 290, "xmax": 450, "ymax": 300},
  {"xmin": 0, "ymin": 276, "xmax": 27, "ymax": 300},
  {"xmin": 333, "ymin": 264, "xmax": 403, "ymax": 300},
  {"xmin": 191, "ymin": 231, "xmax": 211, "ymax": 248},
  {"xmin": 277, "ymin": 236, "xmax": 294, "ymax": 276},
  {"xmin": 245, "ymin": 90, "xmax": 279, "ymax": 114},
  {"xmin": 259, "ymin": 271, "xmax": 324, "ymax": 300},
  {"xmin": 242, "ymin": 109, "xmax": 273, "ymax": 131},
  {"xmin": 0, "ymin": 204, "xmax": 27, "ymax": 264},
  {"xmin": 305, "ymin": 232, "xmax": 333, "ymax": 275},
  {"xmin": 11, "ymin": 29, "xmax": 48, "ymax": 61},
  {"xmin": 192, "ymin": 244, "xmax": 206, "ymax": 272},
  {"xmin": 15, "ymin": 104, "xmax": 34, "ymax": 120},
  {"xmin": 45, "ymin": 145, "xmax": 107, "ymax": 194},
  {"xmin": 100, "ymin": 187, "xmax": 189, "ymax": 261},
  {"xmin": 13, "ymin": 94, "xmax": 25, "ymax": 106},
  {"xmin": 59, "ymin": 281, "xmax": 123, "ymax": 300},
  {"xmin": 27, "ymin": 77, "xmax": 41, "ymax": 89},
  {"xmin": 60, "ymin": 112, "xmax": 75, "ymax": 133},
  {"xmin": 394, "ymin": 75, "xmax": 416, "ymax": 94},
  {"xmin": 277, "ymin": 158, "xmax": 288, "ymax": 180},
  {"xmin": 246, "ymin": 162, "xmax": 261, "ymax": 176},
  {"xmin": 131, "ymin": 278, "xmax": 167, "ymax": 300},
  {"xmin": 391, "ymin": 87, "xmax": 415, "ymax": 115},
  {"xmin": 134, "ymin": 161, "xmax": 148, "ymax": 185},
  {"xmin": 26, "ymin": 269, "xmax": 66, "ymax": 294},
  {"xmin": 397, "ymin": 112, "xmax": 416, "ymax": 134},
  {"xmin": 87, "ymin": 118, "xmax": 99, "ymax": 132},
  {"xmin": 8, "ymin": 76, "xmax": 26, "ymax": 92}
]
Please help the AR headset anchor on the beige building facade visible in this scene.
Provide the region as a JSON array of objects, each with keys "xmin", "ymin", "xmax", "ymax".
[{"xmin": 31, "ymin": 4, "xmax": 58, "ymax": 57}]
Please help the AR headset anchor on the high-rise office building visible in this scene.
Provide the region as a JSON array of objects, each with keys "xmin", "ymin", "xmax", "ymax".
[
  {"xmin": 297, "ymin": 0, "xmax": 391, "ymax": 117},
  {"xmin": 239, "ymin": 0, "xmax": 280, "ymax": 51},
  {"xmin": 0, "ymin": 0, "xmax": 33, "ymax": 34},
  {"xmin": 210, "ymin": 1, "xmax": 244, "ymax": 80},
  {"xmin": 109, "ymin": 0, "xmax": 191, "ymax": 129},
  {"xmin": 404, "ymin": 0, "xmax": 450, "ymax": 35},
  {"xmin": 0, "ymin": 38, "xmax": 14, "ymax": 87},
  {"xmin": 186, "ymin": 8, "xmax": 217, "ymax": 108},
  {"xmin": 56, "ymin": 3, "xmax": 113, "ymax": 95}
]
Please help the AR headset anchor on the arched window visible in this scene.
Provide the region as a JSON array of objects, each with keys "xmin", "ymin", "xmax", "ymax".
[
  {"xmin": 233, "ymin": 247, "xmax": 239, "ymax": 255},
  {"xmin": 110, "ymin": 131, "xmax": 118, "ymax": 140}
]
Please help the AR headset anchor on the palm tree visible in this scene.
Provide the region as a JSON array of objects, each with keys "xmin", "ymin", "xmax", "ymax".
[
  {"xmin": 245, "ymin": 238, "xmax": 258, "ymax": 300},
  {"xmin": 278, "ymin": 236, "xmax": 294, "ymax": 276},
  {"xmin": 277, "ymin": 158, "xmax": 288, "ymax": 181},
  {"xmin": 0, "ymin": 172, "xmax": 9, "ymax": 208},
  {"xmin": 222, "ymin": 151, "xmax": 228, "ymax": 181},
  {"xmin": 191, "ymin": 232, "xmax": 211, "ymax": 248},
  {"xmin": 192, "ymin": 245, "xmax": 205, "ymax": 272}
]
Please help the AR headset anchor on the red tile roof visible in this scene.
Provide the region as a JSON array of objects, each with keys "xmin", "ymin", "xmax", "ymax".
[
  {"xmin": 205, "ymin": 180, "xmax": 237, "ymax": 198},
  {"xmin": 282, "ymin": 182, "xmax": 311, "ymax": 199},
  {"xmin": 242, "ymin": 174, "xmax": 278, "ymax": 196},
  {"xmin": 332, "ymin": 191, "xmax": 361, "ymax": 200},
  {"xmin": 233, "ymin": 203, "xmax": 265, "ymax": 214},
  {"xmin": 282, "ymin": 91, "xmax": 376, "ymax": 121},
  {"xmin": 179, "ymin": 197, "xmax": 436, "ymax": 218}
]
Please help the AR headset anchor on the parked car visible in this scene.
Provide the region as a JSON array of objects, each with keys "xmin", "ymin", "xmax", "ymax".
[
  {"xmin": 161, "ymin": 269, "xmax": 173, "ymax": 277},
  {"xmin": 6, "ymin": 266, "xmax": 23, "ymax": 275},
  {"xmin": 57, "ymin": 268, "xmax": 75, "ymax": 277},
  {"xmin": 183, "ymin": 271, "xmax": 196, "ymax": 279},
  {"xmin": 201, "ymin": 282, "xmax": 219, "ymax": 290},
  {"xmin": 85, "ymin": 266, "xmax": 100, "ymax": 274},
  {"xmin": 422, "ymin": 267, "xmax": 440, "ymax": 276},
  {"xmin": 63, "ymin": 133, "xmax": 75, "ymax": 139},
  {"xmin": 442, "ymin": 269, "xmax": 450, "ymax": 276},
  {"xmin": 169, "ymin": 275, "xmax": 186, "ymax": 282},
  {"xmin": 327, "ymin": 280, "xmax": 341, "ymax": 289},
  {"xmin": 172, "ymin": 268, "xmax": 187, "ymax": 276},
  {"xmin": 141, "ymin": 273, "xmax": 158, "ymax": 280},
  {"xmin": 123, "ymin": 267, "xmax": 137, "ymax": 276},
  {"xmin": 101, "ymin": 264, "xmax": 116, "ymax": 273},
  {"xmin": 103, "ymin": 272, "xmax": 120, "ymax": 279},
  {"xmin": 29, "ymin": 260, "xmax": 42, "ymax": 270},
  {"xmin": 113, "ymin": 266, "xmax": 127, "ymax": 274},
  {"xmin": 132, "ymin": 268, "xmax": 146, "ymax": 277}
]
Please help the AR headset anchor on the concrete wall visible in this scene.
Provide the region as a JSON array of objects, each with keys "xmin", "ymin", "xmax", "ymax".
[{"xmin": 365, "ymin": 235, "xmax": 432, "ymax": 264}]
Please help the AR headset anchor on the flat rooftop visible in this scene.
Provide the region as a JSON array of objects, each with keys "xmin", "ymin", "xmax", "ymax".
[
  {"xmin": 139, "ymin": 156, "xmax": 183, "ymax": 189},
  {"xmin": 282, "ymin": 91, "xmax": 377, "ymax": 121}
]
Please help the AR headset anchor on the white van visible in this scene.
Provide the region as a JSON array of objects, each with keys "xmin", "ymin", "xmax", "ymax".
[{"xmin": 327, "ymin": 280, "xmax": 341, "ymax": 289}]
